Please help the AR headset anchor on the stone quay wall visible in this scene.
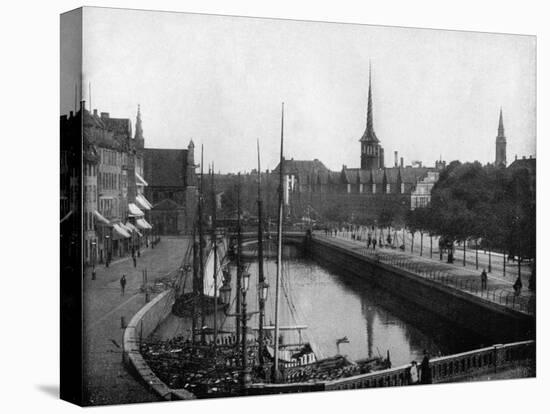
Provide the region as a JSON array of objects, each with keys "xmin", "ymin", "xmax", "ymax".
[
  {"xmin": 306, "ymin": 236, "xmax": 534, "ymax": 344},
  {"xmin": 122, "ymin": 289, "xmax": 196, "ymax": 401}
]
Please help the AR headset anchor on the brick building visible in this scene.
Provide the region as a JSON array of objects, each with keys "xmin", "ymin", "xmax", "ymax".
[
  {"xmin": 269, "ymin": 67, "xmax": 443, "ymax": 225},
  {"xmin": 143, "ymin": 141, "xmax": 197, "ymax": 235}
]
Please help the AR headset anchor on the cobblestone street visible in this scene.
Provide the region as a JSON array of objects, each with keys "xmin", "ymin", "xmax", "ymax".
[{"xmin": 82, "ymin": 236, "xmax": 190, "ymax": 406}]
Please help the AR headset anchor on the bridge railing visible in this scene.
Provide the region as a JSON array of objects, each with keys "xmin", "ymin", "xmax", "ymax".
[{"xmin": 324, "ymin": 340, "xmax": 534, "ymax": 391}]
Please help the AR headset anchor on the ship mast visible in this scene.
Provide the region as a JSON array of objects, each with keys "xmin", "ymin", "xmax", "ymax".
[
  {"xmin": 256, "ymin": 139, "xmax": 265, "ymax": 367},
  {"xmin": 211, "ymin": 162, "xmax": 218, "ymax": 348},
  {"xmin": 273, "ymin": 102, "xmax": 284, "ymax": 382},
  {"xmin": 198, "ymin": 144, "xmax": 205, "ymax": 343},
  {"xmin": 235, "ymin": 173, "xmax": 242, "ymax": 345}
]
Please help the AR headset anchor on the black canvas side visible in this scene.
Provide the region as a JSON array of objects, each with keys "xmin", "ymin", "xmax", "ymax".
[{"xmin": 60, "ymin": 7, "xmax": 84, "ymax": 406}]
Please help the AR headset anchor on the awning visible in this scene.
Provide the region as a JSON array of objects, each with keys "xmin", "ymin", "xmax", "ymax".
[
  {"xmin": 124, "ymin": 221, "xmax": 143, "ymax": 237},
  {"xmin": 93, "ymin": 210, "xmax": 110, "ymax": 225},
  {"xmin": 128, "ymin": 203, "xmax": 144, "ymax": 217},
  {"xmin": 136, "ymin": 218, "xmax": 153, "ymax": 230},
  {"xmin": 135, "ymin": 194, "xmax": 152, "ymax": 210},
  {"xmin": 135, "ymin": 172, "xmax": 148, "ymax": 186},
  {"xmin": 112, "ymin": 223, "xmax": 131, "ymax": 239},
  {"xmin": 60, "ymin": 210, "xmax": 73, "ymax": 224}
]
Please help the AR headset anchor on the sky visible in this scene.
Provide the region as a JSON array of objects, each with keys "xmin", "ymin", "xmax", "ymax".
[{"xmin": 61, "ymin": 7, "xmax": 536, "ymax": 173}]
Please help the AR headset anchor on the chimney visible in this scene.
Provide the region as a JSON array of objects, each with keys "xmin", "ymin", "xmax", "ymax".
[
  {"xmin": 100, "ymin": 112, "xmax": 110, "ymax": 119},
  {"xmin": 522, "ymin": 156, "xmax": 526, "ymax": 160},
  {"xmin": 93, "ymin": 109, "xmax": 98, "ymax": 116},
  {"xmin": 394, "ymin": 151, "xmax": 398, "ymax": 167},
  {"xmin": 400, "ymin": 157, "xmax": 404, "ymax": 168},
  {"xmin": 80, "ymin": 100, "xmax": 85, "ymax": 111},
  {"xmin": 69, "ymin": 111, "xmax": 73, "ymax": 118},
  {"xmin": 515, "ymin": 155, "xmax": 518, "ymax": 161}
]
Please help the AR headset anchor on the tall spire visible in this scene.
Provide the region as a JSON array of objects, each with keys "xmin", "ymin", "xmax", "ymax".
[
  {"xmin": 497, "ymin": 107, "xmax": 505, "ymax": 138},
  {"xmin": 135, "ymin": 104, "xmax": 143, "ymax": 140},
  {"xmin": 495, "ymin": 107, "xmax": 507, "ymax": 167},
  {"xmin": 367, "ymin": 62, "xmax": 373, "ymax": 133},
  {"xmin": 361, "ymin": 63, "xmax": 379, "ymax": 143}
]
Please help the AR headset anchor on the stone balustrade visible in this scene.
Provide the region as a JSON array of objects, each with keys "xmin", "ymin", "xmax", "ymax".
[{"xmin": 324, "ymin": 340, "xmax": 534, "ymax": 391}]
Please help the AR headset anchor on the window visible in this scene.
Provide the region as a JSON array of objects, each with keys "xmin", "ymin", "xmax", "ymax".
[
  {"xmin": 372, "ymin": 184, "xmax": 376, "ymax": 194},
  {"xmin": 401, "ymin": 183, "xmax": 405, "ymax": 194},
  {"xmin": 359, "ymin": 183, "xmax": 363, "ymax": 193},
  {"xmin": 347, "ymin": 184, "xmax": 351, "ymax": 194},
  {"xmin": 386, "ymin": 184, "xmax": 391, "ymax": 194}
]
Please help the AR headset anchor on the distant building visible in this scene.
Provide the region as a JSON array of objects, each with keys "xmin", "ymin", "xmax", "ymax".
[
  {"xmin": 410, "ymin": 171, "xmax": 440, "ymax": 210},
  {"xmin": 495, "ymin": 108, "xmax": 507, "ymax": 168},
  {"xmin": 508, "ymin": 155, "xmax": 536, "ymax": 199},
  {"xmin": 143, "ymin": 141, "xmax": 197, "ymax": 234},
  {"xmin": 270, "ymin": 65, "xmax": 442, "ymax": 224}
]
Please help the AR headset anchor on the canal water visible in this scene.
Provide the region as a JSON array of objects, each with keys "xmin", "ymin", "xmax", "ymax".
[{"xmin": 153, "ymin": 245, "xmax": 488, "ymax": 368}]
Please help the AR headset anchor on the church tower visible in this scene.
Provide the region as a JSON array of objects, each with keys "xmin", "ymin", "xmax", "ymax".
[
  {"xmin": 360, "ymin": 65, "xmax": 384, "ymax": 170},
  {"xmin": 134, "ymin": 104, "xmax": 145, "ymax": 151},
  {"xmin": 495, "ymin": 108, "xmax": 507, "ymax": 168}
]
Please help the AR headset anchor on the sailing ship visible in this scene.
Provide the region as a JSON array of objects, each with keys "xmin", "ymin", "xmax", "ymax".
[
  {"xmin": 143, "ymin": 104, "xmax": 389, "ymax": 397},
  {"xmin": 172, "ymin": 145, "xmax": 227, "ymax": 320}
]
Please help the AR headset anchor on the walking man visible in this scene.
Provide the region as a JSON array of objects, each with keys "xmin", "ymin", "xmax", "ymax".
[
  {"xmin": 513, "ymin": 276, "xmax": 523, "ymax": 296},
  {"xmin": 372, "ymin": 238, "xmax": 377, "ymax": 250},
  {"xmin": 120, "ymin": 274, "xmax": 127, "ymax": 296},
  {"xmin": 480, "ymin": 268, "xmax": 488, "ymax": 290},
  {"xmin": 420, "ymin": 350, "xmax": 432, "ymax": 384},
  {"xmin": 133, "ymin": 255, "xmax": 137, "ymax": 268}
]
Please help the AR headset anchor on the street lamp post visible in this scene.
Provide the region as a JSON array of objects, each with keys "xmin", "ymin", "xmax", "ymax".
[
  {"xmin": 91, "ymin": 241, "xmax": 97, "ymax": 280},
  {"xmin": 105, "ymin": 234, "xmax": 111, "ymax": 267},
  {"xmin": 241, "ymin": 271, "xmax": 251, "ymax": 387},
  {"xmin": 257, "ymin": 280, "xmax": 269, "ymax": 371},
  {"xmin": 218, "ymin": 272, "xmax": 259, "ymax": 390}
]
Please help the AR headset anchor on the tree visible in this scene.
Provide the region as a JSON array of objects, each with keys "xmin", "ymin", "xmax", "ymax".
[
  {"xmin": 417, "ymin": 161, "xmax": 535, "ymax": 268},
  {"xmin": 323, "ymin": 202, "xmax": 349, "ymax": 224}
]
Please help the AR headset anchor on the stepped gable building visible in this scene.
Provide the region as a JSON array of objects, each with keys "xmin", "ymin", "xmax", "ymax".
[
  {"xmin": 272, "ymin": 65, "xmax": 443, "ymax": 224},
  {"xmin": 143, "ymin": 141, "xmax": 197, "ymax": 234},
  {"xmin": 495, "ymin": 108, "xmax": 507, "ymax": 168}
]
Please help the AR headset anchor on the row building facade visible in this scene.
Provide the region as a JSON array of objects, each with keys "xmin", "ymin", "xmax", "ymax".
[{"xmin": 61, "ymin": 102, "xmax": 154, "ymax": 267}]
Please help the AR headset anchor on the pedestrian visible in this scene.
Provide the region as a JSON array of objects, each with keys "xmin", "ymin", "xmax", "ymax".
[
  {"xmin": 367, "ymin": 235, "xmax": 372, "ymax": 249},
  {"xmin": 372, "ymin": 238, "xmax": 377, "ymax": 250},
  {"xmin": 513, "ymin": 276, "xmax": 523, "ymax": 296},
  {"xmin": 120, "ymin": 275, "xmax": 127, "ymax": 296},
  {"xmin": 480, "ymin": 268, "xmax": 488, "ymax": 290},
  {"xmin": 133, "ymin": 255, "xmax": 137, "ymax": 268},
  {"xmin": 408, "ymin": 361, "xmax": 419, "ymax": 385},
  {"xmin": 420, "ymin": 350, "xmax": 432, "ymax": 384}
]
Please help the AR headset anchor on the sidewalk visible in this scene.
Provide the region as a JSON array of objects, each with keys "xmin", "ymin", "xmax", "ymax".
[
  {"xmin": 82, "ymin": 236, "xmax": 191, "ymax": 406},
  {"xmin": 314, "ymin": 234, "xmax": 534, "ymax": 315}
]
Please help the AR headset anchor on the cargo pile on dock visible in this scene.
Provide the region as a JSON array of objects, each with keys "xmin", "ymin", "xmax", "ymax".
[{"xmin": 141, "ymin": 336, "xmax": 259, "ymax": 398}]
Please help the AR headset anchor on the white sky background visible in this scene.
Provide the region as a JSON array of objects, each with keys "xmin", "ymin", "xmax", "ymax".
[{"xmin": 62, "ymin": 7, "xmax": 536, "ymax": 173}]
